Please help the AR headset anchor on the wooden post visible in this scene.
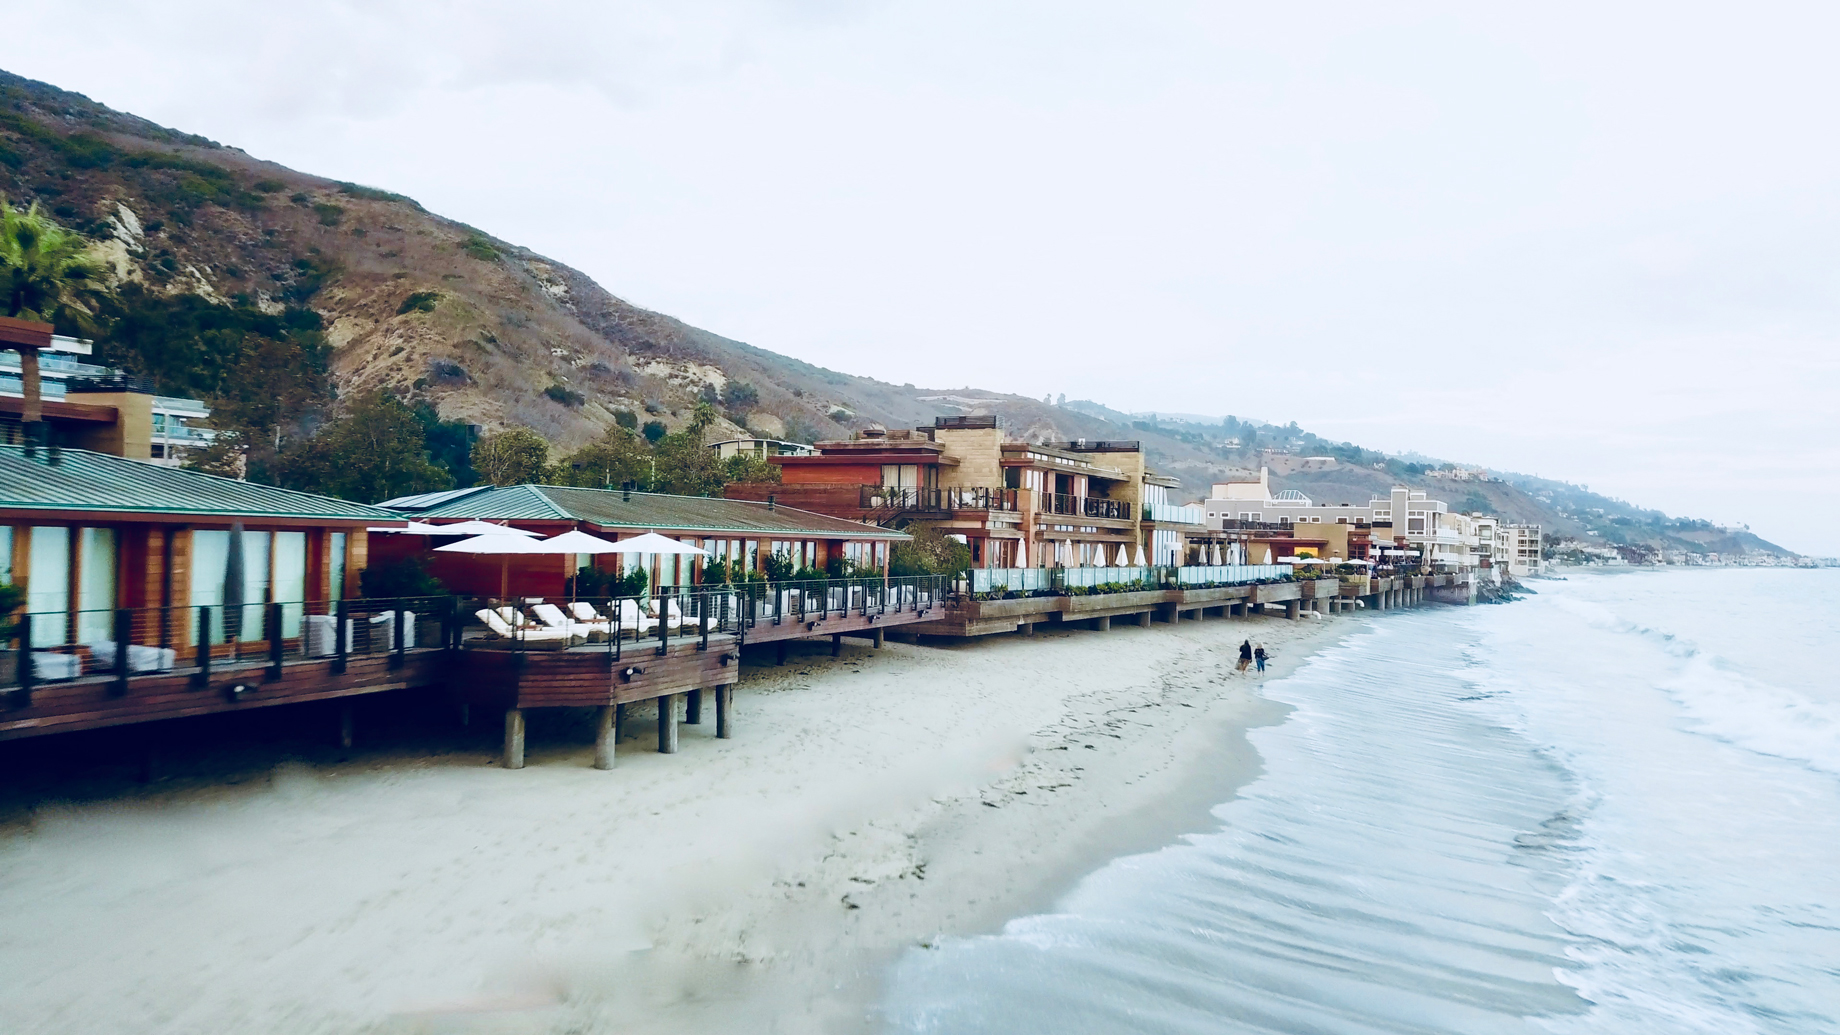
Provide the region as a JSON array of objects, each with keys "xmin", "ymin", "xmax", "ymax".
[
  {"xmin": 503, "ymin": 708, "xmax": 526, "ymax": 769},
  {"xmin": 685, "ymin": 686, "xmax": 702, "ymax": 725},
  {"xmin": 831, "ymin": 633, "xmax": 842, "ymax": 657},
  {"xmin": 873, "ymin": 627, "xmax": 885, "ymax": 649},
  {"xmin": 715, "ymin": 685, "xmax": 733, "ymax": 739},
  {"xmin": 657, "ymin": 694, "xmax": 679, "ymax": 754},
  {"xmin": 111, "ymin": 608, "xmax": 132, "ymax": 697},
  {"xmin": 593, "ymin": 705, "xmax": 616, "ymax": 770},
  {"xmin": 339, "ymin": 703, "xmax": 354, "ymax": 750},
  {"xmin": 776, "ymin": 642, "xmax": 788, "ymax": 666},
  {"xmin": 615, "ymin": 702, "xmax": 626, "ymax": 742}
]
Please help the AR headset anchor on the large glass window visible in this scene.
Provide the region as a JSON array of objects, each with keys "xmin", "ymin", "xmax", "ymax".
[
  {"xmin": 328, "ymin": 533, "xmax": 347, "ymax": 603},
  {"xmin": 27, "ymin": 526, "xmax": 70, "ymax": 648},
  {"xmin": 274, "ymin": 531, "xmax": 306, "ymax": 637},
  {"xmin": 190, "ymin": 530, "xmax": 229, "ymax": 645},
  {"xmin": 76, "ymin": 527, "xmax": 116, "ymax": 644},
  {"xmin": 0, "ymin": 526, "xmax": 12, "ymax": 584},
  {"xmin": 238, "ymin": 531, "xmax": 271, "ymax": 642}
]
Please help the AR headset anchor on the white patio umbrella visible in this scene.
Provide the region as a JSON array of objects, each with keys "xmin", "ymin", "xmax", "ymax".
[
  {"xmin": 1017, "ymin": 538, "xmax": 1028, "ymax": 568},
  {"xmin": 1211, "ymin": 543, "xmax": 1224, "ymax": 566},
  {"xmin": 539, "ymin": 530, "xmax": 626, "ymax": 597},
  {"xmin": 428, "ymin": 520, "xmax": 540, "ymax": 537},
  {"xmin": 1134, "ymin": 543, "xmax": 1147, "ymax": 566},
  {"xmin": 604, "ymin": 532, "xmax": 710, "ymax": 597},
  {"xmin": 1116, "ymin": 543, "xmax": 1130, "ymax": 566},
  {"xmin": 366, "ymin": 520, "xmax": 443, "ymax": 534},
  {"xmin": 1091, "ymin": 542, "xmax": 1107, "ymax": 568},
  {"xmin": 436, "ymin": 532, "xmax": 560, "ymax": 597}
]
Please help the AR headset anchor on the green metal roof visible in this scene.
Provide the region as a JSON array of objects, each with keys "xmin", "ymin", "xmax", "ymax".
[
  {"xmin": 0, "ymin": 445, "xmax": 402, "ymax": 521},
  {"xmin": 385, "ymin": 484, "xmax": 910, "ymax": 540}
]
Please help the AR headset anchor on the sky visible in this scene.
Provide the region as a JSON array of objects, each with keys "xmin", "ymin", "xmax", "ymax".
[{"xmin": 10, "ymin": 1, "xmax": 1839, "ymax": 553}]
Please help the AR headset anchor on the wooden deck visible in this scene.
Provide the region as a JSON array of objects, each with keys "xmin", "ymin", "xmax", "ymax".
[{"xmin": 0, "ymin": 649, "xmax": 450, "ymax": 742}]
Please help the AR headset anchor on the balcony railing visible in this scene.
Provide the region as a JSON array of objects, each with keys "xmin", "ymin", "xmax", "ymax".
[
  {"xmin": 860, "ymin": 486, "xmax": 1020, "ymax": 512},
  {"xmin": 1143, "ymin": 502, "xmax": 1206, "ymax": 525},
  {"xmin": 1037, "ymin": 492, "xmax": 1134, "ymax": 521},
  {"xmin": 967, "ymin": 563, "xmax": 1290, "ymax": 597}
]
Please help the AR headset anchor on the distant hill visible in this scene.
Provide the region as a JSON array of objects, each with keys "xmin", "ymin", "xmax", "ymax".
[{"xmin": 0, "ymin": 69, "xmax": 1792, "ymax": 558}]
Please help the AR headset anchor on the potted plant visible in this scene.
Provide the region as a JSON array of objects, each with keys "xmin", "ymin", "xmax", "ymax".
[{"xmin": 0, "ymin": 582, "xmax": 25, "ymax": 688}]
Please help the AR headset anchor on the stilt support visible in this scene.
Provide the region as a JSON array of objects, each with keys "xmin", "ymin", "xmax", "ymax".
[
  {"xmin": 715, "ymin": 685, "xmax": 733, "ymax": 739},
  {"xmin": 873, "ymin": 628, "xmax": 885, "ymax": 648},
  {"xmin": 831, "ymin": 633, "xmax": 842, "ymax": 657},
  {"xmin": 338, "ymin": 702, "xmax": 354, "ymax": 751},
  {"xmin": 776, "ymin": 643, "xmax": 788, "ymax": 665},
  {"xmin": 503, "ymin": 708, "xmax": 526, "ymax": 770},
  {"xmin": 1286, "ymin": 599, "xmax": 1300, "ymax": 620},
  {"xmin": 1094, "ymin": 615, "xmax": 1111, "ymax": 631},
  {"xmin": 657, "ymin": 694, "xmax": 679, "ymax": 754},
  {"xmin": 1020, "ymin": 623, "xmax": 1034, "ymax": 637},
  {"xmin": 686, "ymin": 687, "xmax": 702, "ymax": 725},
  {"xmin": 593, "ymin": 704, "xmax": 616, "ymax": 770}
]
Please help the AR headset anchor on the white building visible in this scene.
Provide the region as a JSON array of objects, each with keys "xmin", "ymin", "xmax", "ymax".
[
  {"xmin": 1, "ymin": 334, "xmax": 217, "ymax": 467},
  {"xmin": 709, "ymin": 437, "xmax": 817, "ymax": 461}
]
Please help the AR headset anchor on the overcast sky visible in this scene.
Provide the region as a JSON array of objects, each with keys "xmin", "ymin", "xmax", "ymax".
[{"xmin": 12, "ymin": 2, "xmax": 1838, "ymax": 552}]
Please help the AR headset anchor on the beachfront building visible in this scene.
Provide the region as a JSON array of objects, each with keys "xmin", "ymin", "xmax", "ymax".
[
  {"xmin": 1499, "ymin": 524, "xmax": 1544, "ymax": 577},
  {"xmin": 375, "ymin": 483, "xmax": 910, "ymax": 597},
  {"xmin": 1204, "ymin": 471, "xmax": 1498, "ymax": 570},
  {"xmin": 1140, "ymin": 472, "xmax": 1206, "ymax": 565},
  {"xmin": 1, "ymin": 325, "xmax": 217, "ymax": 466},
  {"xmin": 727, "ymin": 416, "xmax": 1151, "ymax": 569},
  {"xmin": 708, "ymin": 437, "xmax": 817, "ymax": 462},
  {"xmin": 0, "ymin": 443, "xmax": 390, "ymax": 659}
]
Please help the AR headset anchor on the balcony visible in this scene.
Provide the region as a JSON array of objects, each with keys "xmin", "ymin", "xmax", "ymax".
[
  {"xmin": 1143, "ymin": 502, "xmax": 1206, "ymax": 525},
  {"xmin": 1037, "ymin": 492, "xmax": 1134, "ymax": 521},
  {"xmin": 860, "ymin": 485, "xmax": 1020, "ymax": 513}
]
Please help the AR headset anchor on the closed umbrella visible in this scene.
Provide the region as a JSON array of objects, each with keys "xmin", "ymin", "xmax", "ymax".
[
  {"xmin": 1134, "ymin": 543, "xmax": 1147, "ymax": 566},
  {"xmin": 1211, "ymin": 543, "xmax": 1224, "ymax": 566},
  {"xmin": 223, "ymin": 521, "xmax": 245, "ymax": 645},
  {"xmin": 1116, "ymin": 543, "xmax": 1130, "ymax": 566}
]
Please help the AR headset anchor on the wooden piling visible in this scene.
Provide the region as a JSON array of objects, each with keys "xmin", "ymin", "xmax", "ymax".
[
  {"xmin": 686, "ymin": 687, "xmax": 702, "ymax": 725},
  {"xmin": 873, "ymin": 627, "xmax": 885, "ymax": 648},
  {"xmin": 715, "ymin": 686, "xmax": 733, "ymax": 739},
  {"xmin": 503, "ymin": 708, "xmax": 526, "ymax": 770},
  {"xmin": 658, "ymin": 694, "xmax": 679, "ymax": 754},
  {"xmin": 339, "ymin": 703, "xmax": 355, "ymax": 751},
  {"xmin": 593, "ymin": 705, "xmax": 616, "ymax": 770},
  {"xmin": 831, "ymin": 634, "xmax": 842, "ymax": 657}
]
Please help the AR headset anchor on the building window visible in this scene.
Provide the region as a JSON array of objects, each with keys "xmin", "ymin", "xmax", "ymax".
[
  {"xmin": 28, "ymin": 526, "xmax": 71, "ymax": 647},
  {"xmin": 329, "ymin": 532, "xmax": 347, "ymax": 603},
  {"xmin": 76, "ymin": 527, "xmax": 116, "ymax": 644}
]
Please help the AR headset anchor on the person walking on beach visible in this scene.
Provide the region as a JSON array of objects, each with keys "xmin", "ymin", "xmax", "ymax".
[
  {"xmin": 1238, "ymin": 640, "xmax": 1253, "ymax": 672},
  {"xmin": 1254, "ymin": 645, "xmax": 1268, "ymax": 673}
]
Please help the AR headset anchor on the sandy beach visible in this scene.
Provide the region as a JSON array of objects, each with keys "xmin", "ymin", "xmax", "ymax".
[{"xmin": 0, "ymin": 611, "xmax": 1346, "ymax": 1035}]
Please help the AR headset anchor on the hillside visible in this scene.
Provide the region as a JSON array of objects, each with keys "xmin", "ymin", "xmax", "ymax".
[{"xmin": 0, "ymin": 69, "xmax": 1791, "ymax": 558}]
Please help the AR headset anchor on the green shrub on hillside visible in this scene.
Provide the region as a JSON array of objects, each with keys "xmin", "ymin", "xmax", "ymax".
[
  {"xmin": 313, "ymin": 202, "xmax": 343, "ymax": 226},
  {"xmin": 462, "ymin": 236, "xmax": 497, "ymax": 261},
  {"xmin": 254, "ymin": 179, "xmax": 285, "ymax": 193},
  {"xmin": 543, "ymin": 384, "xmax": 585, "ymax": 408},
  {"xmin": 396, "ymin": 290, "xmax": 440, "ymax": 315}
]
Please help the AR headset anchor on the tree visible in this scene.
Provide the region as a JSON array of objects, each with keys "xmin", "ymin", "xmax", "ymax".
[
  {"xmin": 471, "ymin": 427, "xmax": 551, "ymax": 486},
  {"xmin": 724, "ymin": 381, "xmax": 759, "ymax": 411},
  {"xmin": 889, "ymin": 522, "xmax": 971, "ymax": 577},
  {"xmin": 641, "ymin": 420, "xmax": 667, "ymax": 443},
  {"xmin": 551, "ymin": 426, "xmax": 651, "ymax": 488},
  {"xmin": 269, "ymin": 392, "xmax": 450, "ymax": 502},
  {"xmin": 1, "ymin": 197, "xmax": 101, "ymax": 424},
  {"xmin": 648, "ymin": 403, "xmax": 726, "ymax": 495}
]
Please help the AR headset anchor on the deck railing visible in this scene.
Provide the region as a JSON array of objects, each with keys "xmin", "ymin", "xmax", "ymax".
[
  {"xmin": 0, "ymin": 596, "xmax": 452, "ymax": 706},
  {"xmin": 860, "ymin": 486, "xmax": 1020, "ymax": 513},
  {"xmin": 967, "ymin": 564, "xmax": 1291, "ymax": 598}
]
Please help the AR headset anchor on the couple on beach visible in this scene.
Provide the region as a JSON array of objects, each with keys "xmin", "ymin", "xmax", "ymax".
[{"xmin": 1238, "ymin": 640, "xmax": 1268, "ymax": 673}]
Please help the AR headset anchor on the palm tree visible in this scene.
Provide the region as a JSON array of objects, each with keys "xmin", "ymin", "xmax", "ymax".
[{"xmin": 0, "ymin": 196, "xmax": 100, "ymax": 425}]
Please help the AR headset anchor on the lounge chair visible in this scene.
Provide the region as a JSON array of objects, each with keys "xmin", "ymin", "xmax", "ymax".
[
  {"xmin": 304, "ymin": 614, "xmax": 354, "ymax": 657},
  {"xmin": 531, "ymin": 602, "xmax": 610, "ymax": 641},
  {"xmin": 31, "ymin": 651, "xmax": 82, "ymax": 681},
  {"xmin": 368, "ymin": 610, "xmax": 417, "ymax": 651},
  {"xmin": 615, "ymin": 599, "xmax": 660, "ymax": 636},
  {"xmin": 83, "ymin": 639, "xmax": 177, "ymax": 673},
  {"xmin": 474, "ymin": 609, "xmax": 575, "ymax": 647},
  {"xmin": 666, "ymin": 598, "xmax": 714, "ymax": 632}
]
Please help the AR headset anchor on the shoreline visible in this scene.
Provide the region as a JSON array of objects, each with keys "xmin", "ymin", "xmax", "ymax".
[{"xmin": 0, "ymin": 612, "xmax": 1352, "ymax": 1035}]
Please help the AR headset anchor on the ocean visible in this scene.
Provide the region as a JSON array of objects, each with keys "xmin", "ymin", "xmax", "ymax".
[{"xmin": 880, "ymin": 568, "xmax": 1840, "ymax": 1033}]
